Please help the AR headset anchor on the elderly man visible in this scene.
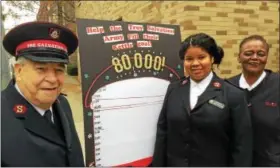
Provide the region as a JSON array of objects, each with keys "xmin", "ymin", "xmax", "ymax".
[{"xmin": 1, "ymin": 21, "xmax": 84, "ymax": 167}]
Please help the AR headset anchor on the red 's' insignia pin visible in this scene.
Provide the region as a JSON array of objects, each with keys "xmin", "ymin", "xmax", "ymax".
[
  {"xmin": 265, "ymin": 101, "xmax": 278, "ymax": 107},
  {"xmin": 13, "ymin": 104, "xmax": 27, "ymax": 114},
  {"xmin": 271, "ymin": 102, "xmax": 277, "ymax": 107},
  {"xmin": 49, "ymin": 28, "xmax": 60, "ymax": 39},
  {"xmin": 182, "ymin": 80, "xmax": 188, "ymax": 85},
  {"xmin": 213, "ymin": 82, "xmax": 221, "ymax": 88}
]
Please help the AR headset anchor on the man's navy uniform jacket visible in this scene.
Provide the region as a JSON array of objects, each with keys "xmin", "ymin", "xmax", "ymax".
[{"xmin": 1, "ymin": 80, "xmax": 85, "ymax": 167}]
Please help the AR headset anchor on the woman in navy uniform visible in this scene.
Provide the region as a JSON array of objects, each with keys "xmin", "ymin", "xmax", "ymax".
[
  {"xmin": 1, "ymin": 22, "xmax": 84, "ymax": 167},
  {"xmin": 151, "ymin": 33, "xmax": 253, "ymax": 167},
  {"xmin": 228, "ymin": 35, "xmax": 280, "ymax": 166}
]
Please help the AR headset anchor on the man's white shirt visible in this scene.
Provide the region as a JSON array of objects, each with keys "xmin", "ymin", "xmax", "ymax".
[{"xmin": 14, "ymin": 84, "xmax": 54, "ymax": 122}]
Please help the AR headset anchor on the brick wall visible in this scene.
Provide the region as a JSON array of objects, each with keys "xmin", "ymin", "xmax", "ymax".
[{"xmin": 75, "ymin": 1, "xmax": 279, "ymax": 78}]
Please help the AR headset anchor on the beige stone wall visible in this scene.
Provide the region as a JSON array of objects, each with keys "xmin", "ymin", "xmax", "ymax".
[{"xmin": 75, "ymin": 1, "xmax": 279, "ymax": 78}]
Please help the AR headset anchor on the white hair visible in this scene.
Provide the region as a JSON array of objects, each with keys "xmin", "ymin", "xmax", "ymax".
[
  {"xmin": 10, "ymin": 56, "xmax": 68, "ymax": 77},
  {"xmin": 10, "ymin": 57, "xmax": 27, "ymax": 77},
  {"xmin": 15, "ymin": 56, "xmax": 27, "ymax": 65},
  {"xmin": 10, "ymin": 56, "xmax": 27, "ymax": 67}
]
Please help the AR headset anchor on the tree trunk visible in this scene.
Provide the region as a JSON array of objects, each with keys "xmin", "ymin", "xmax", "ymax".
[{"xmin": 57, "ymin": 1, "xmax": 63, "ymax": 25}]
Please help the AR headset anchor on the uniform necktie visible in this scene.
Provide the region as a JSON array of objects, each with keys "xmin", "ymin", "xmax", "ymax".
[{"xmin": 44, "ymin": 109, "xmax": 53, "ymax": 124}]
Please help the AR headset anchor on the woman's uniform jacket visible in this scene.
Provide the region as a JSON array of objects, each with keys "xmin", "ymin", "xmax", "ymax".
[
  {"xmin": 152, "ymin": 73, "xmax": 253, "ymax": 167},
  {"xmin": 1, "ymin": 80, "xmax": 85, "ymax": 167},
  {"xmin": 228, "ymin": 69, "xmax": 280, "ymax": 167}
]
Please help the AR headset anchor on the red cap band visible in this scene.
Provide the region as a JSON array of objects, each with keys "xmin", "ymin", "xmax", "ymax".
[{"xmin": 15, "ymin": 40, "xmax": 68, "ymax": 55}]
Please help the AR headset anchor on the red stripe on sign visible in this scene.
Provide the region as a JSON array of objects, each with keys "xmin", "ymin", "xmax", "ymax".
[
  {"xmin": 16, "ymin": 40, "xmax": 68, "ymax": 55},
  {"xmin": 113, "ymin": 156, "xmax": 152, "ymax": 167}
]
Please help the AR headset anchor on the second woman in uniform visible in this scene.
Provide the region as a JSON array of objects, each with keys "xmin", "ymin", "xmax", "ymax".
[
  {"xmin": 152, "ymin": 33, "xmax": 253, "ymax": 167},
  {"xmin": 228, "ymin": 35, "xmax": 280, "ymax": 166}
]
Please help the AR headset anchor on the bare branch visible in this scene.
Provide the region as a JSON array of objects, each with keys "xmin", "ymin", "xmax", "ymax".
[
  {"xmin": 5, "ymin": 1, "xmax": 39, "ymax": 14},
  {"xmin": 43, "ymin": 1, "xmax": 76, "ymax": 24},
  {"xmin": 66, "ymin": 1, "xmax": 75, "ymax": 8}
]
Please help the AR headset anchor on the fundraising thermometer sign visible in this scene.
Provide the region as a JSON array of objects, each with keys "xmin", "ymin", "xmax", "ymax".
[{"xmin": 76, "ymin": 18, "xmax": 183, "ymax": 167}]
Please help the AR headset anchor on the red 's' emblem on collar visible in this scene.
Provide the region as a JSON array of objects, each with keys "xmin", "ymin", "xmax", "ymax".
[
  {"xmin": 213, "ymin": 82, "xmax": 221, "ymax": 88},
  {"xmin": 13, "ymin": 104, "xmax": 27, "ymax": 114},
  {"xmin": 265, "ymin": 101, "xmax": 277, "ymax": 107},
  {"xmin": 182, "ymin": 80, "xmax": 188, "ymax": 85}
]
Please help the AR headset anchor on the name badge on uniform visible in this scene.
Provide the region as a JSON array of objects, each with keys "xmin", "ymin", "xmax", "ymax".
[{"xmin": 209, "ymin": 99, "xmax": 225, "ymax": 109}]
